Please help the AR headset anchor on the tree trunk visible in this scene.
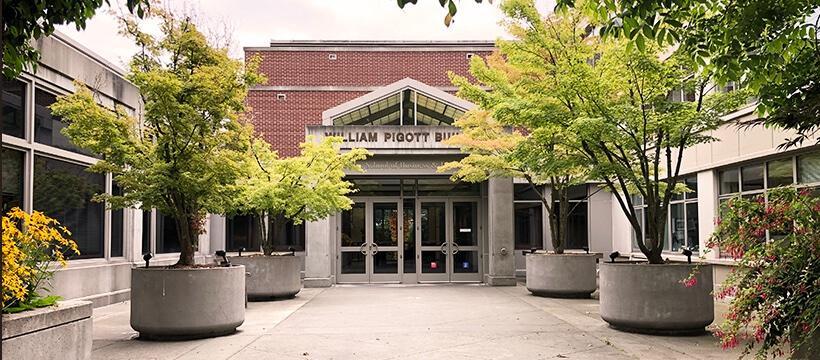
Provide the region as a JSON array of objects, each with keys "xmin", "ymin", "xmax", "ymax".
[
  {"xmin": 644, "ymin": 204, "xmax": 666, "ymax": 264},
  {"xmin": 263, "ymin": 213, "xmax": 287, "ymax": 256},
  {"xmin": 174, "ymin": 213, "xmax": 199, "ymax": 266}
]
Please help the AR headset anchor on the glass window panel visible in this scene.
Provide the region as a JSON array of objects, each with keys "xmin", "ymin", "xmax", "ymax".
[
  {"xmin": 685, "ymin": 176, "xmax": 698, "ymax": 199},
  {"xmin": 453, "ymin": 251, "xmax": 478, "ymax": 273},
  {"xmin": 453, "ymin": 202, "xmax": 477, "ymax": 246},
  {"xmin": 686, "ymin": 202, "xmax": 699, "ymax": 251},
  {"xmin": 226, "ymin": 214, "xmax": 262, "ymax": 252},
  {"xmin": 2, "ymin": 148, "xmax": 25, "ymax": 214},
  {"xmin": 798, "ymin": 152, "xmax": 820, "ymax": 184},
  {"xmin": 350, "ymin": 178, "xmax": 401, "ymax": 197},
  {"xmin": 110, "ymin": 182, "xmax": 124, "ymax": 257},
  {"xmin": 373, "ymin": 252, "xmax": 399, "ymax": 274},
  {"xmin": 341, "ymin": 203, "xmax": 366, "ymax": 247},
  {"xmin": 416, "ymin": 178, "xmax": 480, "ymax": 196},
  {"xmin": 514, "ymin": 203, "xmax": 543, "ymax": 250},
  {"xmin": 2, "ymin": 78, "xmax": 26, "ymax": 138},
  {"xmin": 514, "ymin": 184, "xmax": 542, "ymax": 201},
  {"xmin": 669, "ymin": 203, "xmax": 685, "ymax": 252},
  {"xmin": 34, "ymin": 89, "xmax": 92, "ymax": 155},
  {"xmin": 33, "ymin": 156, "xmax": 105, "ymax": 259},
  {"xmin": 632, "ymin": 208, "xmax": 644, "ymax": 251},
  {"xmin": 272, "ymin": 219, "xmax": 305, "ymax": 252},
  {"xmin": 719, "ymin": 169, "xmax": 740, "ymax": 194},
  {"xmin": 403, "ymin": 199, "xmax": 416, "ymax": 274},
  {"xmin": 565, "ymin": 202, "xmax": 588, "ymax": 249},
  {"xmin": 741, "ymin": 164, "xmax": 765, "ymax": 191},
  {"xmin": 767, "ymin": 158, "xmax": 794, "ymax": 188},
  {"xmin": 373, "ymin": 203, "xmax": 398, "ymax": 247},
  {"xmin": 421, "ymin": 202, "xmax": 446, "ymax": 246},
  {"xmin": 567, "ymin": 185, "xmax": 587, "ymax": 200},
  {"xmin": 421, "ymin": 251, "xmax": 446, "ymax": 273},
  {"xmin": 141, "ymin": 210, "xmax": 151, "ymax": 254},
  {"xmin": 340, "ymin": 252, "xmax": 365, "ymax": 274},
  {"xmin": 156, "ymin": 212, "xmax": 180, "ymax": 254}
]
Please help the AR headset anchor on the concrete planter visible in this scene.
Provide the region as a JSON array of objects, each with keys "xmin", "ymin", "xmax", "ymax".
[
  {"xmin": 2, "ymin": 300, "xmax": 92, "ymax": 360},
  {"xmin": 599, "ymin": 262, "xmax": 713, "ymax": 335},
  {"xmin": 526, "ymin": 253, "xmax": 599, "ymax": 298},
  {"xmin": 229, "ymin": 255, "xmax": 302, "ymax": 300},
  {"xmin": 130, "ymin": 266, "xmax": 245, "ymax": 340}
]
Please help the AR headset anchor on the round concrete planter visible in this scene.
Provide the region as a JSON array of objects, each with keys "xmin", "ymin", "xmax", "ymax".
[
  {"xmin": 130, "ymin": 266, "xmax": 246, "ymax": 340},
  {"xmin": 229, "ymin": 255, "xmax": 301, "ymax": 300},
  {"xmin": 599, "ymin": 262, "xmax": 713, "ymax": 335},
  {"xmin": 526, "ymin": 253, "xmax": 599, "ymax": 298}
]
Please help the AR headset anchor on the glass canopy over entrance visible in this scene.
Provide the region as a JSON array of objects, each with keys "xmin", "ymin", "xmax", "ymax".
[
  {"xmin": 331, "ymin": 89, "xmax": 466, "ymax": 126},
  {"xmin": 322, "ymin": 78, "xmax": 473, "ymax": 127}
]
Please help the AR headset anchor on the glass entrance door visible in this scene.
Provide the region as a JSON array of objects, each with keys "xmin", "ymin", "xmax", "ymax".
[
  {"xmin": 451, "ymin": 201, "xmax": 481, "ymax": 282},
  {"xmin": 418, "ymin": 200, "xmax": 482, "ymax": 282},
  {"xmin": 338, "ymin": 200, "xmax": 402, "ymax": 283},
  {"xmin": 419, "ymin": 201, "xmax": 449, "ymax": 282}
]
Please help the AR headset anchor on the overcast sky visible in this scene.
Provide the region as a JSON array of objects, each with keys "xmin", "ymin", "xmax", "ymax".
[{"xmin": 56, "ymin": 0, "xmax": 556, "ymax": 70}]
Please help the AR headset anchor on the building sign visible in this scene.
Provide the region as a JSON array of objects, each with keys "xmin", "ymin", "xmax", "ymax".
[{"xmin": 306, "ymin": 125, "xmax": 461, "ymax": 150}]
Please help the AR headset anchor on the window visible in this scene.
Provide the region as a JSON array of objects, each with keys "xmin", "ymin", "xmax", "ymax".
[
  {"xmin": 276, "ymin": 93, "xmax": 286, "ymax": 101},
  {"xmin": 669, "ymin": 176, "xmax": 698, "ymax": 252},
  {"xmin": 271, "ymin": 220, "xmax": 305, "ymax": 252},
  {"xmin": 328, "ymin": 53, "xmax": 337, "ymax": 60},
  {"xmin": 798, "ymin": 152, "xmax": 820, "ymax": 185},
  {"xmin": 2, "ymin": 148, "xmax": 25, "ymax": 214},
  {"xmin": 514, "ymin": 184, "xmax": 543, "ymax": 250},
  {"xmin": 226, "ymin": 214, "xmax": 262, "ymax": 252},
  {"xmin": 466, "ymin": 53, "xmax": 475, "ymax": 60},
  {"xmin": 110, "ymin": 182, "xmax": 124, "ymax": 257},
  {"xmin": 156, "ymin": 212, "xmax": 180, "ymax": 254},
  {"xmin": 717, "ymin": 155, "xmax": 813, "ymax": 250},
  {"xmin": 767, "ymin": 158, "xmax": 794, "ymax": 188},
  {"xmin": 3, "ymin": 78, "xmax": 26, "ymax": 139},
  {"xmin": 141, "ymin": 210, "xmax": 151, "ymax": 255},
  {"xmin": 33, "ymin": 156, "xmax": 105, "ymax": 259},
  {"xmin": 34, "ymin": 88, "xmax": 91, "ymax": 155}
]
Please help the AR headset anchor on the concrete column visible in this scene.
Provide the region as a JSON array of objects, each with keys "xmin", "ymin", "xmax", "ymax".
[
  {"xmin": 304, "ymin": 217, "xmax": 333, "ymax": 287},
  {"xmin": 209, "ymin": 215, "xmax": 226, "ymax": 254},
  {"xmin": 697, "ymin": 170, "xmax": 718, "ymax": 260},
  {"xmin": 486, "ymin": 177, "xmax": 516, "ymax": 286},
  {"xmin": 588, "ymin": 186, "xmax": 613, "ymax": 254}
]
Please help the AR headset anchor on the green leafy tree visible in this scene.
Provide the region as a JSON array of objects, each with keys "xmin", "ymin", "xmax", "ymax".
[
  {"xmin": 232, "ymin": 137, "xmax": 368, "ymax": 256},
  {"xmin": 557, "ymin": 0, "xmax": 820, "ymax": 147},
  {"xmin": 441, "ymin": 0, "xmax": 592, "ymax": 253},
  {"xmin": 49, "ymin": 8, "xmax": 263, "ymax": 266},
  {"xmin": 570, "ymin": 41, "xmax": 749, "ymax": 264},
  {"xmin": 396, "ymin": 0, "xmax": 488, "ymax": 26}
]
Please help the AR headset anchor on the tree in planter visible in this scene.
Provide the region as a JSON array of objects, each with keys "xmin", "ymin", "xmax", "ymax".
[
  {"xmin": 570, "ymin": 42, "xmax": 750, "ymax": 264},
  {"xmin": 49, "ymin": 8, "xmax": 263, "ymax": 266},
  {"xmin": 233, "ymin": 137, "xmax": 368, "ymax": 256},
  {"xmin": 441, "ymin": 1, "xmax": 593, "ymax": 254},
  {"xmin": 707, "ymin": 188, "xmax": 819, "ymax": 358}
]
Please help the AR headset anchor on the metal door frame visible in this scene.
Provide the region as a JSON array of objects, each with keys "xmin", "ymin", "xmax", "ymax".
[
  {"xmin": 337, "ymin": 197, "xmax": 402, "ymax": 283},
  {"xmin": 417, "ymin": 197, "xmax": 483, "ymax": 283}
]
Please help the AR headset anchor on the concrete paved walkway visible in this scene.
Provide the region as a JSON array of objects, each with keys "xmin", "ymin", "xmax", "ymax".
[{"xmin": 91, "ymin": 284, "xmax": 738, "ymax": 359}]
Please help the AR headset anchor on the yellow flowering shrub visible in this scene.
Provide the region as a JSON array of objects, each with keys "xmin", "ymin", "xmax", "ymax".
[{"xmin": 2, "ymin": 208, "xmax": 78, "ymax": 313}]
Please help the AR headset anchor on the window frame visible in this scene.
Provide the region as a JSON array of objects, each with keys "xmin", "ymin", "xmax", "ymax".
[{"xmin": 1, "ymin": 74, "xmax": 130, "ymax": 263}]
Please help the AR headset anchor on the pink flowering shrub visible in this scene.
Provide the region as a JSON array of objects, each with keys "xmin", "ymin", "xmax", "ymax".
[{"xmin": 708, "ymin": 187, "xmax": 819, "ymax": 358}]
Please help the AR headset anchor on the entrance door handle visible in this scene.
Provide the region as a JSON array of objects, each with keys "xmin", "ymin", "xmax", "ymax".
[
  {"xmin": 452, "ymin": 243, "xmax": 460, "ymax": 255},
  {"xmin": 371, "ymin": 243, "xmax": 379, "ymax": 255},
  {"xmin": 440, "ymin": 243, "xmax": 448, "ymax": 254},
  {"xmin": 359, "ymin": 243, "xmax": 367, "ymax": 255}
]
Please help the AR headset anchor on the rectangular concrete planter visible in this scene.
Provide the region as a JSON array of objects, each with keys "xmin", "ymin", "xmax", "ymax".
[{"xmin": 1, "ymin": 300, "xmax": 93, "ymax": 360}]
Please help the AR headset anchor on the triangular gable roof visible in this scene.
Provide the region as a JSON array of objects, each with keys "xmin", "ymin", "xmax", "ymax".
[{"xmin": 321, "ymin": 77, "xmax": 475, "ymax": 125}]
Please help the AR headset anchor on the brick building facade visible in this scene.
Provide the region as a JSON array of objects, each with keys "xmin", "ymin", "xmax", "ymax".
[{"xmin": 245, "ymin": 41, "xmax": 494, "ymax": 156}]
